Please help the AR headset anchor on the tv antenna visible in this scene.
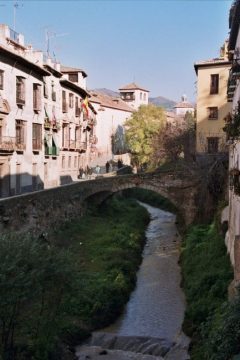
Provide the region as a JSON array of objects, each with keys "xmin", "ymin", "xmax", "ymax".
[
  {"xmin": 13, "ymin": 1, "xmax": 23, "ymax": 31},
  {"xmin": 45, "ymin": 29, "xmax": 69, "ymax": 57}
]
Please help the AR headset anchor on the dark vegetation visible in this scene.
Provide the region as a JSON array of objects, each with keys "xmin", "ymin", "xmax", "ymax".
[{"xmin": 0, "ymin": 196, "xmax": 149, "ymax": 360}]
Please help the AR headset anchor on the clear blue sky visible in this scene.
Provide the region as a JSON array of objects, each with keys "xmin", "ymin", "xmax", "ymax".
[{"xmin": 0, "ymin": 0, "xmax": 232, "ymax": 102}]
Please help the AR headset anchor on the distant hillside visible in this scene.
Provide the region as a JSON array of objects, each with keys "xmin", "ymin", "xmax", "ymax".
[
  {"xmin": 149, "ymin": 96, "xmax": 176, "ymax": 110},
  {"xmin": 93, "ymin": 89, "xmax": 176, "ymax": 110}
]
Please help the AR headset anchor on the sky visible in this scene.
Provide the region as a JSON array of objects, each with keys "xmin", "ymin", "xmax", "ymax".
[{"xmin": 0, "ymin": 0, "xmax": 232, "ymax": 102}]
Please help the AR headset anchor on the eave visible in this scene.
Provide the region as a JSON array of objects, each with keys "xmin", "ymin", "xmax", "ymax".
[
  {"xmin": 0, "ymin": 45, "xmax": 50, "ymax": 76},
  {"xmin": 60, "ymin": 79, "xmax": 90, "ymax": 98}
]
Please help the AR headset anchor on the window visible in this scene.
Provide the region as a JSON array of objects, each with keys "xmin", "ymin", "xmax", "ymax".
[
  {"xmin": 69, "ymin": 73, "xmax": 78, "ymax": 83},
  {"xmin": 144, "ymin": 93, "xmax": 146, "ymax": 101},
  {"xmin": 140, "ymin": 92, "xmax": 142, "ymax": 100},
  {"xmin": 51, "ymin": 81, "xmax": 56, "ymax": 101},
  {"xmin": 43, "ymin": 77, "xmax": 48, "ymax": 98},
  {"xmin": 32, "ymin": 123, "xmax": 42, "ymax": 150},
  {"xmin": 208, "ymin": 107, "xmax": 218, "ymax": 120},
  {"xmin": 16, "ymin": 76, "xmax": 25, "ymax": 105},
  {"xmin": 207, "ymin": 137, "xmax": 219, "ymax": 153},
  {"xmin": 68, "ymin": 156, "xmax": 71, "ymax": 168},
  {"xmin": 75, "ymin": 96, "xmax": 80, "ymax": 117},
  {"xmin": 210, "ymin": 74, "xmax": 219, "ymax": 95},
  {"xmin": 62, "ymin": 124, "xmax": 70, "ymax": 148},
  {"xmin": 62, "ymin": 156, "xmax": 65, "ymax": 169},
  {"xmin": 62, "ymin": 90, "xmax": 68, "ymax": 113},
  {"xmin": 74, "ymin": 156, "xmax": 77, "ymax": 168},
  {"xmin": 0, "ymin": 70, "xmax": 4, "ymax": 90},
  {"xmin": 69, "ymin": 93, "xmax": 74, "ymax": 108},
  {"xmin": 15, "ymin": 120, "xmax": 25, "ymax": 150},
  {"xmin": 33, "ymin": 83, "xmax": 41, "ymax": 112}
]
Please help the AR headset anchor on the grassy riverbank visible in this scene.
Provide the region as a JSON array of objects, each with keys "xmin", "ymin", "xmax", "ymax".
[
  {"xmin": 181, "ymin": 223, "xmax": 234, "ymax": 359},
  {"xmin": 0, "ymin": 196, "xmax": 149, "ymax": 360}
]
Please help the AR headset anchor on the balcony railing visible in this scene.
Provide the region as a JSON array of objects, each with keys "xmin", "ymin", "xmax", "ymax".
[
  {"xmin": 0, "ymin": 136, "xmax": 15, "ymax": 152},
  {"xmin": 15, "ymin": 142, "xmax": 26, "ymax": 151},
  {"xmin": 45, "ymin": 146, "xmax": 59, "ymax": 156},
  {"xmin": 9, "ymin": 28, "xmax": 20, "ymax": 44},
  {"xmin": 75, "ymin": 140, "xmax": 87, "ymax": 152}
]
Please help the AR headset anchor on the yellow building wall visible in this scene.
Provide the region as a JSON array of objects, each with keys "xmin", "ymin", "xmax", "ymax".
[{"xmin": 196, "ymin": 64, "xmax": 231, "ymax": 153}]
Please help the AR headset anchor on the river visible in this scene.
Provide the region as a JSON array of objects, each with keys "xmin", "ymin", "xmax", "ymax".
[{"xmin": 76, "ymin": 203, "xmax": 190, "ymax": 360}]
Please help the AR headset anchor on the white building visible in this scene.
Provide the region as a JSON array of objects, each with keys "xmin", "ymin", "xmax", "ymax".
[
  {"xmin": 0, "ymin": 24, "xmax": 96, "ymax": 196},
  {"xmin": 174, "ymin": 95, "xmax": 194, "ymax": 117},
  {"xmin": 119, "ymin": 82, "xmax": 149, "ymax": 110},
  {"xmin": 89, "ymin": 91, "xmax": 133, "ymax": 167}
]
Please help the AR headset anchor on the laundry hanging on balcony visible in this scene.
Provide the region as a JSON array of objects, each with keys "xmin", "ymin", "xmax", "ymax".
[{"xmin": 52, "ymin": 132, "xmax": 59, "ymax": 148}]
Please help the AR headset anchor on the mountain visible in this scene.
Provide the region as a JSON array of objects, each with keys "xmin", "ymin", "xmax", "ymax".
[
  {"xmin": 92, "ymin": 89, "xmax": 176, "ymax": 110},
  {"xmin": 93, "ymin": 88, "xmax": 120, "ymax": 97},
  {"xmin": 149, "ymin": 96, "xmax": 176, "ymax": 110}
]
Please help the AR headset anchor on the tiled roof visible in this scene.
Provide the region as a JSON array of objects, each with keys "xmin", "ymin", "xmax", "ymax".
[
  {"xmin": 194, "ymin": 58, "xmax": 231, "ymax": 74},
  {"xmin": 89, "ymin": 91, "xmax": 134, "ymax": 113},
  {"xmin": 119, "ymin": 82, "xmax": 149, "ymax": 92},
  {"xmin": 61, "ymin": 65, "xmax": 87, "ymax": 78}
]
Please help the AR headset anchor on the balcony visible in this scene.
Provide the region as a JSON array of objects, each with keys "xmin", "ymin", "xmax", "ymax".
[
  {"xmin": 9, "ymin": 28, "xmax": 20, "ymax": 44},
  {"xmin": 69, "ymin": 140, "xmax": 76, "ymax": 150},
  {"xmin": 76, "ymin": 140, "xmax": 87, "ymax": 152},
  {"xmin": 0, "ymin": 136, "xmax": 15, "ymax": 153},
  {"xmin": 89, "ymin": 135, "xmax": 98, "ymax": 145},
  {"xmin": 15, "ymin": 142, "xmax": 26, "ymax": 152},
  {"xmin": 45, "ymin": 146, "xmax": 59, "ymax": 156},
  {"xmin": 44, "ymin": 118, "xmax": 52, "ymax": 129}
]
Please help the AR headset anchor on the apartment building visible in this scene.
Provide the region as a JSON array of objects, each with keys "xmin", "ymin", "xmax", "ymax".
[
  {"xmin": 0, "ymin": 24, "xmax": 96, "ymax": 196},
  {"xmin": 194, "ymin": 43, "xmax": 231, "ymax": 155}
]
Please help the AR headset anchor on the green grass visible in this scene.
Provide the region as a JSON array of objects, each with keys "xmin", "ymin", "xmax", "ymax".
[{"xmin": 181, "ymin": 223, "xmax": 234, "ymax": 359}]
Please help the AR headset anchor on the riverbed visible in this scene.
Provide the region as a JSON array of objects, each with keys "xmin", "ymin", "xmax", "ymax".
[{"xmin": 76, "ymin": 203, "xmax": 190, "ymax": 359}]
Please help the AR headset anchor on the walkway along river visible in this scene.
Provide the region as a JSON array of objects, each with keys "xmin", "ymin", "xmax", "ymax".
[{"xmin": 76, "ymin": 203, "xmax": 190, "ymax": 360}]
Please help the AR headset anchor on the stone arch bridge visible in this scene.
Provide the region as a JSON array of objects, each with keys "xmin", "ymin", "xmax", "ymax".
[{"xmin": 0, "ymin": 171, "xmax": 200, "ymax": 236}]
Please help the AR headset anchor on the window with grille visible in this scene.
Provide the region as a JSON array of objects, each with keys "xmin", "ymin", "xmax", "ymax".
[
  {"xmin": 62, "ymin": 90, "xmax": 68, "ymax": 112},
  {"xmin": 69, "ymin": 73, "xmax": 78, "ymax": 83},
  {"xmin": 43, "ymin": 77, "xmax": 48, "ymax": 98},
  {"xmin": 69, "ymin": 93, "xmax": 74, "ymax": 108},
  {"xmin": 208, "ymin": 107, "xmax": 218, "ymax": 120},
  {"xmin": 207, "ymin": 137, "xmax": 219, "ymax": 153},
  {"xmin": 0, "ymin": 70, "xmax": 4, "ymax": 90},
  {"xmin": 32, "ymin": 123, "xmax": 42, "ymax": 150},
  {"xmin": 210, "ymin": 74, "xmax": 219, "ymax": 95},
  {"xmin": 16, "ymin": 77, "xmax": 25, "ymax": 105},
  {"xmin": 33, "ymin": 83, "xmax": 41, "ymax": 112},
  {"xmin": 15, "ymin": 120, "xmax": 25, "ymax": 149}
]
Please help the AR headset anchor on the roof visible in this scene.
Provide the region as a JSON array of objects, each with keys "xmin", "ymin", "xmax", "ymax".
[
  {"xmin": 194, "ymin": 58, "xmax": 231, "ymax": 74},
  {"xmin": 60, "ymin": 79, "xmax": 90, "ymax": 98},
  {"xmin": 119, "ymin": 82, "xmax": 149, "ymax": 92},
  {"xmin": 89, "ymin": 91, "xmax": 134, "ymax": 113},
  {"xmin": 44, "ymin": 64, "xmax": 62, "ymax": 78},
  {"xmin": 174, "ymin": 101, "xmax": 194, "ymax": 109},
  {"xmin": 0, "ymin": 44, "xmax": 50, "ymax": 77},
  {"xmin": 61, "ymin": 65, "xmax": 87, "ymax": 78}
]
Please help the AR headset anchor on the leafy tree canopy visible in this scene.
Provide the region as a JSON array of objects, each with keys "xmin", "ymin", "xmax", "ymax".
[{"xmin": 125, "ymin": 104, "xmax": 166, "ymax": 168}]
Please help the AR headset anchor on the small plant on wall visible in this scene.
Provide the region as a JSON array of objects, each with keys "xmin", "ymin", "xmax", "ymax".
[{"xmin": 223, "ymin": 103, "xmax": 240, "ymax": 141}]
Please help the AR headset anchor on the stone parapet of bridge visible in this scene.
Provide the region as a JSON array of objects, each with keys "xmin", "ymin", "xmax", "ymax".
[{"xmin": 0, "ymin": 171, "xmax": 200, "ymax": 237}]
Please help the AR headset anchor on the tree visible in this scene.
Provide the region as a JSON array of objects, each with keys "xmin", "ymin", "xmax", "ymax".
[
  {"xmin": 125, "ymin": 104, "xmax": 166, "ymax": 169},
  {"xmin": 151, "ymin": 111, "xmax": 196, "ymax": 167}
]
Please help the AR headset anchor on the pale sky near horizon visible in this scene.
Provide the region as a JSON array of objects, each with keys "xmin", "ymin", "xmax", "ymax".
[{"xmin": 0, "ymin": 0, "xmax": 232, "ymax": 102}]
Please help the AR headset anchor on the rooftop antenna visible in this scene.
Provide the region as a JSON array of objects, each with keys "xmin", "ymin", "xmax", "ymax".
[
  {"xmin": 45, "ymin": 29, "xmax": 69, "ymax": 57},
  {"xmin": 13, "ymin": 1, "xmax": 23, "ymax": 31}
]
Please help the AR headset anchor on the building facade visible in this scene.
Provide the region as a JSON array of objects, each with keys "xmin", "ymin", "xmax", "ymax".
[
  {"xmin": 119, "ymin": 82, "xmax": 149, "ymax": 110},
  {"xmin": 89, "ymin": 91, "xmax": 133, "ymax": 167},
  {"xmin": 0, "ymin": 24, "xmax": 96, "ymax": 197},
  {"xmin": 194, "ymin": 45, "xmax": 231, "ymax": 155}
]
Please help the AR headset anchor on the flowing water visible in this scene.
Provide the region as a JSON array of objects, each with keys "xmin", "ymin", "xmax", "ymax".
[{"xmin": 76, "ymin": 203, "xmax": 190, "ymax": 360}]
